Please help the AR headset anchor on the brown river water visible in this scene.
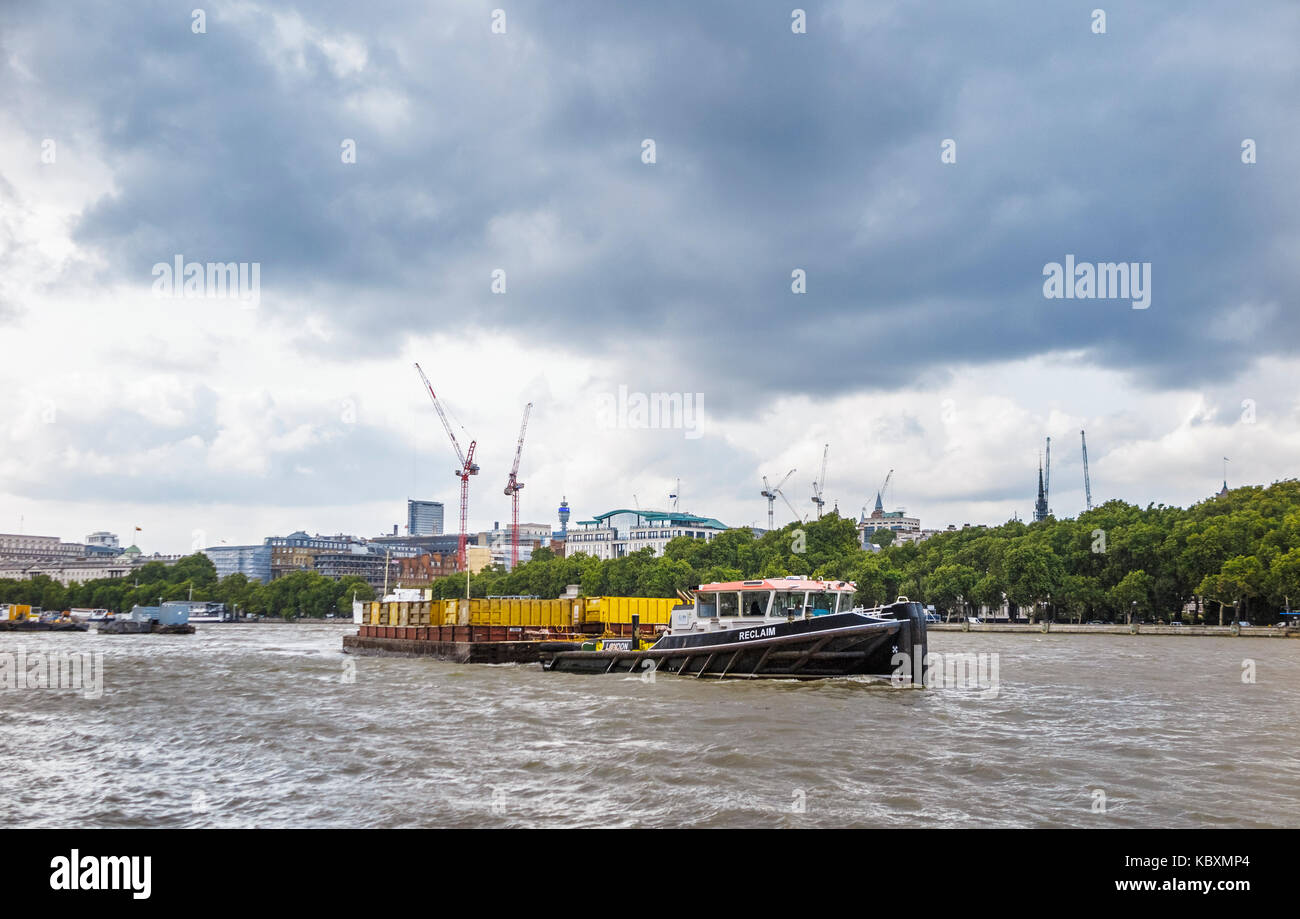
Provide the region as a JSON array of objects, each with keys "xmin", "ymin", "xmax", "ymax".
[{"xmin": 2, "ymin": 623, "xmax": 1298, "ymax": 828}]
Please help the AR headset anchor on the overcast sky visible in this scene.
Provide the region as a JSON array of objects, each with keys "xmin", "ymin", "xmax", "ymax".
[{"xmin": 1, "ymin": 1, "xmax": 1297, "ymax": 553}]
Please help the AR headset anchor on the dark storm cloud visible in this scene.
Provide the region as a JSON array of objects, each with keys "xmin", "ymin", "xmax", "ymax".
[{"xmin": 5, "ymin": 0, "xmax": 1298, "ymax": 410}]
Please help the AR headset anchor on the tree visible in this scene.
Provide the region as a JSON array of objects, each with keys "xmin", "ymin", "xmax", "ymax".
[
  {"xmin": 1199, "ymin": 555, "xmax": 1265, "ymax": 625},
  {"xmin": 970, "ymin": 573, "xmax": 1005, "ymax": 620},
  {"xmin": 852, "ymin": 554, "xmax": 901, "ymax": 607},
  {"xmin": 171, "ymin": 553, "xmax": 218, "ymax": 588},
  {"xmin": 924, "ymin": 564, "xmax": 977, "ymax": 619},
  {"xmin": 1003, "ymin": 545, "xmax": 1063, "ymax": 621},
  {"xmin": 335, "ymin": 577, "xmax": 375, "ymax": 616},
  {"xmin": 1268, "ymin": 547, "xmax": 1300, "ymax": 611},
  {"xmin": 1058, "ymin": 573, "xmax": 1105, "ymax": 622},
  {"xmin": 1109, "ymin": 570, "xmax": 1153, "ymax": 623}
]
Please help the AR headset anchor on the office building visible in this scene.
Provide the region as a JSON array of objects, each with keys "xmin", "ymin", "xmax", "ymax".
[{"xmin": 406, "ymin": 500, "xmax": 444, "ymax": 536}]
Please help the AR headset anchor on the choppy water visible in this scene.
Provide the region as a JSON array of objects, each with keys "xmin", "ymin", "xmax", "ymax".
[{"xmin": 1, "ymin": 624, "xmax": 1298, "ymax": 828}]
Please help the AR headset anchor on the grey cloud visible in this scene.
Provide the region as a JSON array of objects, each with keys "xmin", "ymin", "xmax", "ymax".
[{"xmin": 3, "ymin": 0, "xmax": 1297, "ymax": 406}]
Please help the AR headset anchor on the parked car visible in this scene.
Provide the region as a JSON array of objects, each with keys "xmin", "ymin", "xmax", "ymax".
[
  {"xmin": 1237, "ymin": 621, "xmax": 1251, "ymax": 628},
  {"xmin": 1169, "ymin": 621, "xmax": 1184, "ymax": 627},
  {"xmin": 1086, "ymin": 620, "xmax": 1104, "ymax": 625},
  {"xmin": 924, "ymin": 613, "xmax": 942, "ymax": 624},
  {"xmin": 966, "ymin": 616, "xmax": 983, "ymax": 625}
]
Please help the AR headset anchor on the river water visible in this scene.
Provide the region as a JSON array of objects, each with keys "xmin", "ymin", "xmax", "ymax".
[{"xmin": 2, "ymin": 623, "xmax": 1297, "ymax": 828}]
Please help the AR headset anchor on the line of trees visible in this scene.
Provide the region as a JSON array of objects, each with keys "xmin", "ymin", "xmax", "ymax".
[
  {"xmin": 6, "ymin": 480, "xmax": 1295, "ymax": 624},
  {"xmin": 426, "ymin": 480, "xmax": 1300, "ymax": 625},
  {"xmin": 0, "ymin": 554, "xmax": 374, "ymax": 619}
]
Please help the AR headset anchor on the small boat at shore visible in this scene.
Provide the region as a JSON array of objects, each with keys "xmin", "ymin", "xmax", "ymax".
[
  {"xmin": 0, "ymin": 619, "xmax": 89, "ymax": 632},
  {"xmin": 94, "ymin": 603, "xmax": 195, "ymax": 635},
  {"xmin": 0, "ymin": 604, "xmax": 89, "ymax": 631},
  {"xmin": 540, "ymin": 577, "xmax": 928, "ymax": 681}
]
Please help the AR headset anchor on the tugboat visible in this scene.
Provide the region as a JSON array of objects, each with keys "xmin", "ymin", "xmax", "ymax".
[{"xmin": 539, "ymin": 577, "xmax": 927, "ymax": 681}]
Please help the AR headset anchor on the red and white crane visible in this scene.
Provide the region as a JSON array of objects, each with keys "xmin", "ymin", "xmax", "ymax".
[
  {"xmin": 503, "ymin": 401, "xmax": 532, "ymax": 570},
  {"xmin": 414, "ymin": 362, "xmax": 479, "ymax": 571}
]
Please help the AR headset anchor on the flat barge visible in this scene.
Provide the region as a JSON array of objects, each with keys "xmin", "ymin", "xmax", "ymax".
[
  {"xmin": 0, "ymin": 619, "xmax": 88, "ymax": 632},
  {"xmin": 343, "ymin": 593, "xmax": 677, "ymax": 663}
]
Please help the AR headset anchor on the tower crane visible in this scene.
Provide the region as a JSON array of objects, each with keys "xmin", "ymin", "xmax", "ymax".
[
  {"xmin": 811, "ymin": 444, "xmax": 829, "ymax": 519},
  {"xmin": 503, "ymin": 402, "xmax": 532, "ymax": 570},
  {"xmin": 864, "ymin": 468, "xmax": 894, "ymax": 519},
  {"xmin": 761, "ymin": 468, "xmax": 796, "ymax": 529},
  {"xmin": 414, "ymin": 362, "xmax": 479, "ymax": 572},
  {"xmin": 1081, "ymin": 429, "xmax": 1093, "ymax": 512}
]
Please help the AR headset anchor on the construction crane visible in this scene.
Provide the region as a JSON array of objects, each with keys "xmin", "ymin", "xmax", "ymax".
[
  {"xmin": 503, "ymin": 402, "xmax": 532, "ymax": 570},
  {"xmin": 878, "ymin": 468, "xmax": 894, "ymax": 509},
  {"xmin": 811, "ymin": 444, "xmax": 829, "ymax": 519},
  {"xmin": 414, "ymin": 362, "xmax": 479, "ymax": 571},
  {"xmin": 1081, "ymin": 429, "xmax": 1093, "ymax": 511},
  {"xmin": 760, "ymin": 468, "xmax": 796, "ymax": 529}
]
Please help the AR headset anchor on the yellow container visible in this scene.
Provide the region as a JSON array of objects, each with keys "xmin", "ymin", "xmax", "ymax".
[
  {"xmin": 584, "ymin": 596, "xmax": 677, "ymax": 625},
  {"xmin": 6, "ymin": 604, "xmax": 32, "ymax": 621}
]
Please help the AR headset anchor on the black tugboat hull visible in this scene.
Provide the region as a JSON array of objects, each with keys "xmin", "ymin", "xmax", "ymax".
[{"xmin": 541, "ymin": 605, "xmax": 928, "ymax": 681}]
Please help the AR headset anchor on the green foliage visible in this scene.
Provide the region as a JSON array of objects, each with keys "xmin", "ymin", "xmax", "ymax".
[
  {"xmin": 1109, "ymin": 569, "xmax": 1154, "ymax": 621},
  {"xmin": 6, "ymin": 483, "xmax": 1298, "ymax": 622}
]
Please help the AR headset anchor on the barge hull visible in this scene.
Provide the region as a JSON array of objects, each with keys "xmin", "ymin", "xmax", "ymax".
[{"xmin": 343, "ymin": 633, "xmax": 546, "ymax": 664}]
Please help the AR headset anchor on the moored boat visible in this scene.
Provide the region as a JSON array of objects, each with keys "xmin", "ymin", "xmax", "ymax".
[
  {"xmin": 94, "ymin": 602, "xmax": 196, "ymax": 635},
  {"xmin": 540, "ymin": 577, "xmax": 927, "ymax": 681}
]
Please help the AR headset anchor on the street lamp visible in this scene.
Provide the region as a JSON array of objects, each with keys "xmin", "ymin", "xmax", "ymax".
[{"xmin": 1130, "ymin": 600, "xmax": 1136, "ymax": 625}]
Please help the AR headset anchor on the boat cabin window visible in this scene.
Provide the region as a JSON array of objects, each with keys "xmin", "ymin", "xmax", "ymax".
[
  {"xmin": 717, "ymin": 592, "xmax": 740, "ymax": 618},
  {"xmin": 807, "ymin": 591, "xmax": 838, "ymax": 615},
  {"xmin": 772, "ymin": 590, "xmax": 843, "ymax": 616},
  {"xmin": 741, "ymin": 590, "xmax": 770, "ymax": 617},
  {"xmin": 774, "ymin": 590, "xmax": 806, "ymax": 616},
  {"xmin": 696, "ymin": 595, "xmax": 717, "ymax": 618}
]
